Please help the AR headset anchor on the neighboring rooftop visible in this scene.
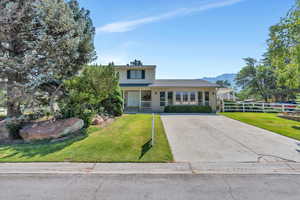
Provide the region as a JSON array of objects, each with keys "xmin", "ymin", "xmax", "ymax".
[{"xmin": 149, "ymin": 79, "xmax": 219, "ymax": 88}]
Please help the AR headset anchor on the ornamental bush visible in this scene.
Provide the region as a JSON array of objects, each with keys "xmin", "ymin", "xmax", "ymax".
[
  {"xmin": 100, "ymin": 86, "xmax": 123, "ymax": 117},
  {"xmin": 59, "ymin": 65, "xmax": 122, "ymax": 127},
  {"xmin": 164, "ymin": 105, "xmax": 212, "ymax": 113}
]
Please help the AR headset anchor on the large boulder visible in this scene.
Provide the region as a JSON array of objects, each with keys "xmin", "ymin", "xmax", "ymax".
[
  {"xmin": 19, "ymin": 118, "xmax": 84, "ymax": 141},
  {"xmin": 0, "ymin": 120, "xmax": 10, "ymax": 141}
]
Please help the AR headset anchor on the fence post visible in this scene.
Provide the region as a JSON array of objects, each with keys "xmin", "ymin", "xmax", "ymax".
[
  {"xmin": 282, "ymin": 104, "xmax": 285, "ymax": 112},
  {"xmin": 262, "ymin": 103, "xmax": 265, "ymax": 113},
  {"xmin": 152, "ymin": 113, "xmax": 155, "ymax": 146},
  {"xmin": 242, "ymin": 103, "xmax": 245, "ymax": 112}
]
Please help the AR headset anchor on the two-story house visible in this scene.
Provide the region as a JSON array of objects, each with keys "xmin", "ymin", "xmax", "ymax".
[{"xmin": 115, "ymin": 60, "xmax": 219, "ymax": 112}]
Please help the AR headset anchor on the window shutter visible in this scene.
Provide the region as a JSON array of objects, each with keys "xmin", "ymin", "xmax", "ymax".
[
  {"xmin": 142, "ymin": 70, "xmax": 145, "ymax": 79},
  {"xmin": 127, "ymin": 70, "xmax": 131, "ymax": 79}
]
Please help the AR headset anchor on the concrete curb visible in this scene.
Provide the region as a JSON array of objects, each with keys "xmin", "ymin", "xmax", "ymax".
[{"xmin": 1, "ymin": 162, "xmax": 300, "ymax": 175}]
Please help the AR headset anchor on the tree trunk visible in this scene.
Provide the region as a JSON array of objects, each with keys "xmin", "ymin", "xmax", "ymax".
[{"xmin": 6, "ymin": 78, "xmax": 22, "ymax": 118}]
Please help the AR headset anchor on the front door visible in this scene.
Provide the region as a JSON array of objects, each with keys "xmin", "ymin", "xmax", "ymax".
[{"xmin": 127, "ymin": 91, "xmax": 140, "ymax": 107}]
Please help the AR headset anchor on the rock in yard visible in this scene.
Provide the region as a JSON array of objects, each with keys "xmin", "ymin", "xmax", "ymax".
[
  {"xmin": 0, "ymin": 120, "xmax": 10, "ymax": 141},
  {"xmin": 19, "ymin": 118, "xmax": 84, "ymax": 141},
  {"xmin": 92, "ymin": 115, "xmax": 104, "ymax": 125}
]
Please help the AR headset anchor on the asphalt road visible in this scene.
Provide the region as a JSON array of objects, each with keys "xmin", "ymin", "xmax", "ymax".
[
  {"xmin": 161, "ymin": 114, "xmax": 300, "ymax": 162},
  {"xmin": 1, "ymin": 174, "xmax": 300, "ymax": 200}
]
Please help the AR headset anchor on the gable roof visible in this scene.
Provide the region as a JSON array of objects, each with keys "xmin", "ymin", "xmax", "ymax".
[{"xmin": 149, "ymin": 79, "xmax": 219, "ymax": 88}]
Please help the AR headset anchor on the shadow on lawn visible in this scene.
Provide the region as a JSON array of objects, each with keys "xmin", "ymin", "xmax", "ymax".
[
  {"xmin": 292, "ymin": 126, "xmax": 300, "ymax": 131},
  {"xmin": 139, "ymin": 139, "xmax": 153, "ymax": 159},
  {"xmin": 0, "ymin": 131, "xmax": 88, "ymax": 160}
]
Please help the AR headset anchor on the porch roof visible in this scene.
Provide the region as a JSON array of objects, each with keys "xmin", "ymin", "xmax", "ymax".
[
  {"xmin": 119, "ymin": 83, "xmax": 151, "ymax": 87},
  {"xmin": 149, "ymin": 79, "xmax": 219, "ymax": 88}
]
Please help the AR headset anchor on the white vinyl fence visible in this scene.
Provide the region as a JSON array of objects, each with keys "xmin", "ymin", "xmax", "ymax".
[{"xmin": 222, "ymin": 101, "xmax": 300, "ymax": 113}]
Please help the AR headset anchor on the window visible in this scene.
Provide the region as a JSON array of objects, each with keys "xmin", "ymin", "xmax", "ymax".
[
  {"xmin": 205, "ymin": 91, "xmax": 210, "ymax": 106},
  {"xmin": 182, "ymin": 92, "xmax": 189, "ymax": 104},
  {"xmin": 190, "ymin": 92, "xmax": 196, "ymax": 103},
  {"xmin": 127, "ymin": 70, "xmax": 145, "ymax": 79},
  {"xmin": 176, "ymin": 92, "xmax": 181, "ymax": 104},
  {"xmin": 160, "ymin": 92, "xmax": 166, "ymax": 106},
  {"xmin": 168, "ymin": 92, "xmax": 173, "ymax": 106},
  {"xmin": 198, "ymin": 91, "xmax": 203, "ymax": 105},
  {"xmin": 141, "ymin": 91, "xmax": 151, "ymax": 108},
  {"xmin": 141, "ymin": 91, "xmax": 151, "ymax": 101}
]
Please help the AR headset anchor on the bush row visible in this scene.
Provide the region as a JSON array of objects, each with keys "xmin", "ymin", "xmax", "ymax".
[{"xmin": 164, "ymin": 105, "xmax": 212, "ymax": 113}]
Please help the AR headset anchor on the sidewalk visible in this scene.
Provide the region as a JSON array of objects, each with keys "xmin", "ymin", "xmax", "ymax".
[{"xmin": 1, "ymin": 162, "xmax": 300, "ymax": 174}]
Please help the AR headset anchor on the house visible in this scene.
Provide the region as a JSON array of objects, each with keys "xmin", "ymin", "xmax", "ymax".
[
  {"xmin": 217, "ymin": 88, "xmax": 236, "ymax": 102},
  {"xmin": 115, "ymin": 60, "xmax": 219, "ymax": 112}
]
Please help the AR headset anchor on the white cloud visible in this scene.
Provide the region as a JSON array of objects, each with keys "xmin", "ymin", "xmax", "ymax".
[{"xmin": 97, "ymin": 0, "xmax": 244, "ymax": 33}]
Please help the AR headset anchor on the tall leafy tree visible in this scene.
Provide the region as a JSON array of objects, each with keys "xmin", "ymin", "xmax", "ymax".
[
  {"xmin": 216, "ymin": 80, "xmax": 231, "ymax": 88},
  {"xmin": 0, "ymin": 0, "xmax": 96, "ymax": 117},
  {"xmin": 267, "ymin": 0, "xmax": 300, "ymax": 90},
  {"xmin": 236, "ymin": 58, "xmax": 278, "ymax": 102}
]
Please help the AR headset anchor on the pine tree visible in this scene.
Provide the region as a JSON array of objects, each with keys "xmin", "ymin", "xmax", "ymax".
[{"xmin": 0, "ymin": 0, "xmax": 96, "ymax": 117}]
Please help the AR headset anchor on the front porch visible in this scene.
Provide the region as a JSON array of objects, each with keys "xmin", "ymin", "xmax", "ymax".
[
  {"xmin": 123, "ymin": 90, "xmax": 152, "ymax": 113},
  {"xmin": 122, "ymin": 88, "xmax": 217, "ymax": 113}
]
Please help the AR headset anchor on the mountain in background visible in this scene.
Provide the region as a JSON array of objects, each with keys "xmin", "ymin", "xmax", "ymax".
[{"xmin": 202, "ymin": 73, "xmax": 237, "ymax": 88}]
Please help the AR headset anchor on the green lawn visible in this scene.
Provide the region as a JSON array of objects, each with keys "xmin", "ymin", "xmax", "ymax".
[
  {"xmin": 0, "ymin": 114, "xmax": 173, "ymax": 162},
  {"xmin": 221, "ymin": 112, "xmax": 300, "ymax": 141}
]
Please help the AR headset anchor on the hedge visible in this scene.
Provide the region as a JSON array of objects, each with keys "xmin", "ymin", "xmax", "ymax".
[{"xmin": 164, "ymin": 105, "xmax": 212, "ymax": 113}]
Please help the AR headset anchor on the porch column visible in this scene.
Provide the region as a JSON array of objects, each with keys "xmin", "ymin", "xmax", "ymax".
[
  {"xmin": 139, "ymin": 89, "xmax": 142, "ymax": 111},
  {"xmin": 173, "ymin": 91, "xmax": 176, "ymax": 105},
  {"xmin": 165, "ymin": 91, "xmax": 168, "ymax": 106},
  {"xmin": 202, "ymin": 91, "xmax": 205, "ymax": 106}
]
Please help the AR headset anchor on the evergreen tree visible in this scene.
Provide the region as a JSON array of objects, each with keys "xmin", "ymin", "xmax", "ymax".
[{"xmin": 0, "ymin": 0, "xmax": 96, "ymax": 117}]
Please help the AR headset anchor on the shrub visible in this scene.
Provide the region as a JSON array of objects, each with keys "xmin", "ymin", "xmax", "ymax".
[
  {"xmin": 59, "ymin": 102, "xmax": 96, "ymax": 128},
  {"xmin": 100, "ymin": 86, "xmax": 123, "ymax": 116},
  {"xmin": 164, "ymin": 105, "xmax": 212, "ymax": 113},
  {"xmin": 0, "ymin": 114, "xmax": 6, "ymax": 121},
  {"xmin": 59, "ymin": 65, "xmax": 122, "ymax": 126}
]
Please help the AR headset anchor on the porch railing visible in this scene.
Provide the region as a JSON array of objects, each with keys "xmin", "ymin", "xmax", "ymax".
[{"xmin": 141, "ymin": 101, "xmax": 152, "ymax": 109}]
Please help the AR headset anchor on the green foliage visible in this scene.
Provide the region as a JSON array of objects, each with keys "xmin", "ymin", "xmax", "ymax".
[
  {"xmin": 59, "ymin": 65, "xmax": 122, "ymax": 126},
  {"xmin": 0, "ymin": 0, "xmax": 96, "ymax": 118},
  {"xmin": 164, "ymin": 105, "xmax": 212, "ymax": 113},
  {"xmin": 100, "ymin": 86, "xmax": 124, "ymax": 116},
  {"xmin": 236, "ymin": 1, "xmax": 300, "ymax": 102},
  {"xmin": 235, "ymin": 57, "xmax": 295, "ymax": 102},
  {"xmin": 216, "ymin": 80, "xmax": 231, "ymax": 88},
  {"xmin": 0, "ymin": 88, "xmax": 6, "ymax": 107},
  {"xmin": 267, "ymin": 0, "xmax": 300, "ymax": 89},
  {"xmin": 0, "ymin": 115, "xmax": 6, "ymax": 121},
  {"xmin": 296, "ymin": 94, "xmax": 300, "ymax": 104}
]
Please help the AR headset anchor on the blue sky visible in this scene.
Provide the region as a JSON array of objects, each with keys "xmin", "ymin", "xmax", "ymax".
[{"xmin": 78, "ymin": 0, "xmax": 295, "ymax": 78}]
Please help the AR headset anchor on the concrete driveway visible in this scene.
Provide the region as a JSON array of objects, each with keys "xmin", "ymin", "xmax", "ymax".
[{"xmin": 161, "ymin": 114, "xmax": 300, "ymax": 163}]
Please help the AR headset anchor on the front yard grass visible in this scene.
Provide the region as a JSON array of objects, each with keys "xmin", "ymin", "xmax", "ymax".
[
  {"xmin": 0, "ymin": 114, "xmax": 173, "ymax": 162},
  {"xmin": 221, "ymin": 112, "xmax": 300, "ymax": 141}
]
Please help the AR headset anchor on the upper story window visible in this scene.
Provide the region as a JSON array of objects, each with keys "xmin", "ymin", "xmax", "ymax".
[{"xmin": 127, "ymin": 70, "xmax": 145, "ymax": 79}]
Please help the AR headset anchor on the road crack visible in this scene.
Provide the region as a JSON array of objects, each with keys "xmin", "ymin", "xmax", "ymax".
[
  {"xmin": 222, "ymin": 176, "xmax": 238, "ymax": 200},
  {"xmin": 93, "ymin": 178, "xmax": 105, "ymax": 200}
]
